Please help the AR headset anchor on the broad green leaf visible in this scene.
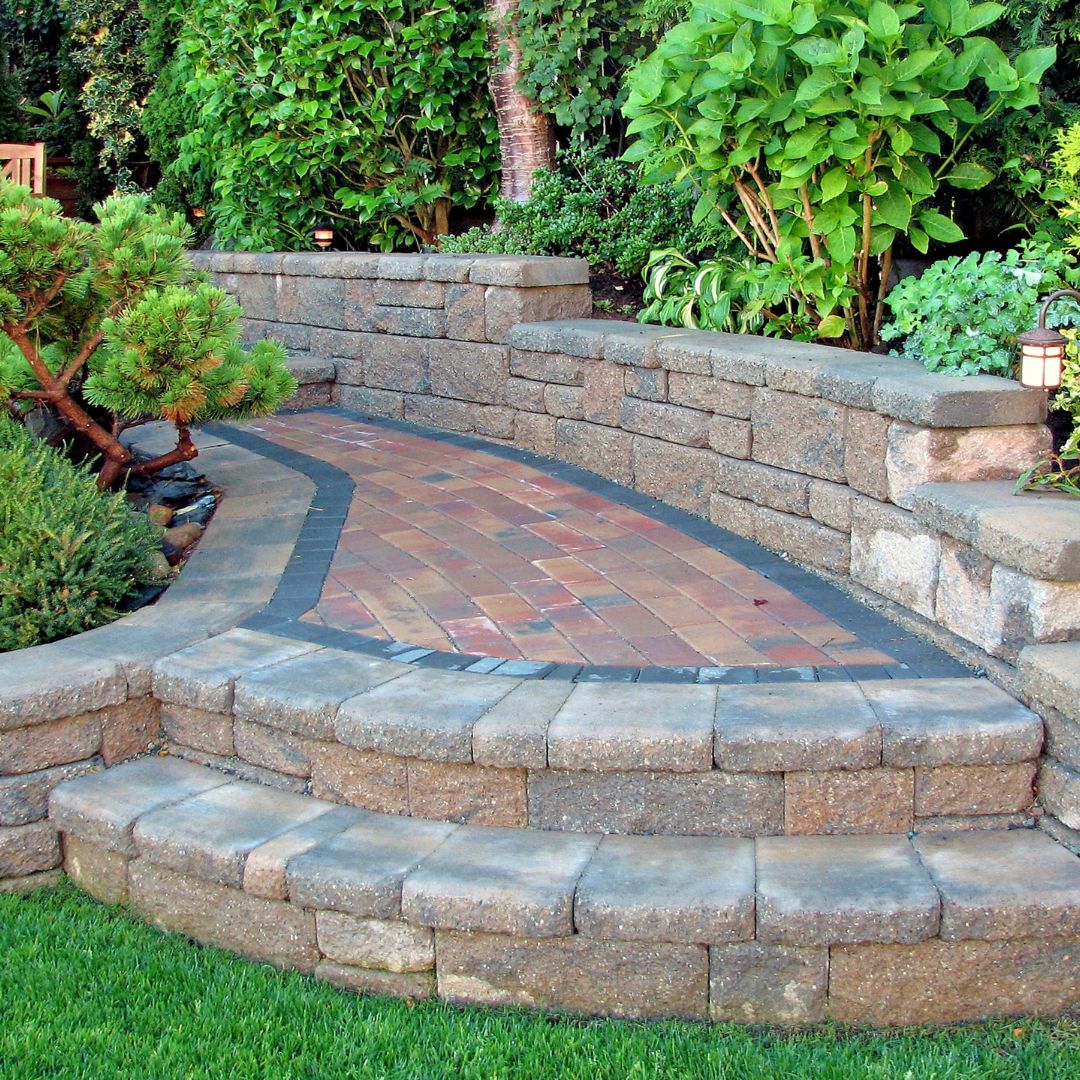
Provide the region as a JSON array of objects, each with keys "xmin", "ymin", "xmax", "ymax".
[
  {"xmin": 874, "ymin": 184, "xmax": 912, "ymax": 229},
  {"xmin": 817, "ymin": 314, "xmax": 848, "ymax": 338},
  {"xmin": 941, "ymin": 161, "xmax": 995, "ymax": 189},
  {"xmin": 820, "ymin": 167, "xmax": 849, "ymax": 202},
  {"xmin": 918, "ymin": 210, "xmax": 965, "ymax": 242},
  {"xmin": 965, "ymin": 2, "xmax": 1005, "ymax": 33},
  {"xmin": 1015, "ymin": 46, "xmax": 1057, "ymax": 85},
  {"xmin": 868, "ymin": 1, "xmax": 901, "ymax": 38}
]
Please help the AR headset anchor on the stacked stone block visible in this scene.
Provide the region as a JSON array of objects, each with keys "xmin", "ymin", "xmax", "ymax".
[
  {"xmin": 49, "ymin": 757, "xmax": 1080, "ymax": 1024},
  {"xmin": 148, "ymin": 630, "xmax": 1044, "ymax": 838},
  {"xmin": 191, "ymin": 252, "xmax": 1075, "ymax": 666}
]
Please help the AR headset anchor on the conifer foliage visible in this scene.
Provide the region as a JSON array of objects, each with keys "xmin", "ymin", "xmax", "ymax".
[{"xmin": 0, "ymin": 182, "xmax": 295, "ymax": 487}]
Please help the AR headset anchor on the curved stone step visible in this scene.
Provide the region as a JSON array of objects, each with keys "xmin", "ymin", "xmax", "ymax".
[
  {"xmin": 149, "ymin": 629, "xmax": 1043, "ymax": 836},
  {"xmin": 50, "ymin": 757, "xmax": 1080, "ymax": 1025}
]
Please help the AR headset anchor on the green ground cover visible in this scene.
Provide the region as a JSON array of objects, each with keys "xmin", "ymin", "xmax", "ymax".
[{"xmin": 1, "ymin": 882, "xmax": 1077, "ymax": 1080}]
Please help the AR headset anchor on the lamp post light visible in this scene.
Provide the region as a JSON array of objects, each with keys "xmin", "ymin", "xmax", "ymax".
[
  {"xmin": 1017, "ymin": 289, "xmax": 1080, "ymax": 391},
  {"xmin": 191, "ymin": 207, "xmax": 206, "ymax": 221},
  {"xmin": 313, "ymin": 223, "xmax": 335, "ymax": 250}
]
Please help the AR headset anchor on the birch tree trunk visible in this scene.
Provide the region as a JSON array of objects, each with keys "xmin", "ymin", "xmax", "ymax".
[{"xmin": 486, "ymin": 0, "xmax": 554, "ymax": 203}]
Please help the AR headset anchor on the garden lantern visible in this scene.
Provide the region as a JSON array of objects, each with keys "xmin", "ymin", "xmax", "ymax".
[
  {"xmin": 313, "ymin": 223, "xmax": 334, "ymax": 250},
  {"xmin": 1017, "ymin": 289, "xmax": 1080, "ymax": 391},
  {"xmin": 191, "ymin": 207, "xmax": 205, "ymax": 220}
]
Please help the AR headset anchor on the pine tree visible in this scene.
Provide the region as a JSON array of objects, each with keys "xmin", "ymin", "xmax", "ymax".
[{"xmin": 0, "ymin": 181, "xmax": 295, "ymax": 487}]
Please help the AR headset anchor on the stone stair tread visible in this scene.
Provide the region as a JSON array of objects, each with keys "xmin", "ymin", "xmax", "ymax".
[
  {"xmin": 49, "ymin": 758, "xmax": 1080, "ymax": 950},
  {"xmin": 912, "ymin": 481, "xmax": 1080, "ymax": 582},
  {"xmin": 150, "ymin": 631, "xmax": 1043, "ymax": 777}
]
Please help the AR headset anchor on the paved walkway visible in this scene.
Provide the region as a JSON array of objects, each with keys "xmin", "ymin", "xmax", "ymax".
[{"xmin": 219, "ymin": 408, "xmax": 969, "ymax": 683}]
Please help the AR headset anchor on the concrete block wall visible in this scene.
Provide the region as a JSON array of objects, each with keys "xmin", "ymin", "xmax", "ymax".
[{"xmin": 191, "ymin": 251, "xmax": 1077, "ymax": 666}]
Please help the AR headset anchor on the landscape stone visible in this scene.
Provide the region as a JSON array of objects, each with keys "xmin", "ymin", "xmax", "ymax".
[
  {"xmin": 63, "ymin": 834, "xmax": 129, "ymax": 903},
  {"xmin": 620, "ymin": 399, "xmax": 710, "ymax": 448},
  {"xmin": 316, "ymin": 911, "xmax": 435, "ymax": 972},
  {"xmin": 233, "ymin": 649, "xmax": 405, "ymax": 740},
  {"xmin": 128, "ymin": 859, "xmax": 319, "ymax": 972},
  {"xmin": 161, "ymin": 703, "xmax": 234, "ymax": 757},
  {"xmin": 471, "ymin": 681, "xmax": 573, "ymax": 768},
  {"xmin": 543, "ymin": 383, "xmax": 585, "ymax": 419},
  {"xmin": 400, "ymin": 825, "xmax": 598, "ymax": 936},
  {"xmin": 807, "ymin": 479, "xmax": 853, "ymax": 532},
  {"xmin": 100, "ymin": 698, "xmax": 160, "ymax": 765},
  {"xmin": 0, "ymin": 653, "xmax": 124, "ymax": 730},
  {"xmin": 527, "ymin": 769, "xmax": 783, "ymax": 835},
  {"xmin": 554, "ymin": 420, "xmax": 632, "ymax": 484},
  {"xmin": 709, "ymin": 943, "xmax": 827, "ymax": 1024},
  {"xmin": 862, "ymin": 679, "xmax": 1043, "ymax": 766},
  {"xmin": 316, "ymin": 963, "xmax": 436, "ymax": 1000},
  {"xmin": 406, "ymin": 760, "xmax": 527, "ymax": 827},
  {"xmin": 243, "ymin": 806, "xmax": 362, "ymax": 899},
  {"xmin": 828, "ymin": 937, "xmax": 1080, "ymax": 1024},
  {"xmin": 574, "ymin": 834, "xmax": 754, "ymax": 944},
  {"xmin": 756, "ymin": 834, "xmax": 939, "ymax": 945},
  {"xmin": 151, "ymin": 629, "xmax": 319, "ymax": 712},
  {"xmin": 914, "ymin": 829, "xmax": 1080, "ymax": 941},
  {"xmin": 285, "ymin": 813, "xmax": 455, "ymax": 917},
  {"xmin": 713, "ymin": 458, "xmax": 810, "ymax": 516},
  {"xmin": 914, "ymin": 763, "xmax": 1035, "ymax": 817},
  {"xmin": 667, "ymin": 372, "xmax": 753, "ymax": 417},
  {"xmin": 428, "ymin": 340, "xmax": 510, "ymax": 405},
  {"xmin": 0, "ymin": 757, "xmax": 103, "ymax": 828},
  {"xmin": 843, "ymin": 408, "xmax": 891, "ymax": 500},
  {"xmin": 784, "ymin": 768, "xmax": 913, "ymax": 835},
  {"xmin": 334, "ymin": 668, "xmax": 517, "ymax": 762},
  {"xmin": 1018, "ymin": 642, "xmax": 1080, "ymax": 722},
  {"xmin": 582, "ymin": 363, "xmax": 626, "ymax": 426},
  {"xmin": 986, "ymin": 566, "xmax": 1080, "ymax": 660},
  {"xmin": 0, "ymin": 713, "xmax": 101, "ymax": 775},
  {"xmin": 546, "ymin": 682, "xmax": 715, "ymax": 772},
  {"xmin": 885, "ymin": 423, "xmax": 1051, "ymax": 510},
  {"xmin": 133, "ymin": 780, "xmax": 334, "ymax": 887},
  {"xmin": 309, "ymin": 742, "xmax": 410, "ymax": 814},
  {"xmin": 631, "ymin": 436, "xmax": 717, "ymax": 516},
  {"xmin": 751, "ymin": 388, "xmax": 847, "ymax": 482},
  {"xmin": 233, "ymin": 719, "xmax": 317, "ymax": 778},
  {"xmin": 714, "ymin": 682, "xmax": 880, "ymax": 772},
  {"xmin": 48, "ymin": 756, "xmax": 230, "ymax": 854},
  {"xmin": 0, "ymin": 820, "xmax": 61, "ymax": 877},
  {"xmin": 1039, "ymin": 757, "xmax": 1080, "ymax": 831},
  {"xmin": 436, "ymin": 930, "xmax": 709, "ymax": 1020}
]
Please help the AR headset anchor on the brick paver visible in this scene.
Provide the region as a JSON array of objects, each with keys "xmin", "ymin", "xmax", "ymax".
[{"xmin": 250, "ymin": 412, "xmax": 900, "ymax": 669}]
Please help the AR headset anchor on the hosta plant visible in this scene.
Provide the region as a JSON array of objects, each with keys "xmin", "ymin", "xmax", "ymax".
[
  {"xmin": 623, "ymin": 0, "xmax": 1056, "ymax": 347},
  {"xmin": 0, "ymin": 183, "xmax": 295, "ymax": 488}
]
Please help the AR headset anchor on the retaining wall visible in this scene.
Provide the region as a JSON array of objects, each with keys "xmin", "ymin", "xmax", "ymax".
[{"xmin": 191, "ymin": 251, "xmax": 1079, "ymax": 668}]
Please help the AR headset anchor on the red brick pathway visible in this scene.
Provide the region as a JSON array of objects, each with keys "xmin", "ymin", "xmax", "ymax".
[{"xmin": 250, "ymin": 412, "xmax": 898, "ymax": 669}]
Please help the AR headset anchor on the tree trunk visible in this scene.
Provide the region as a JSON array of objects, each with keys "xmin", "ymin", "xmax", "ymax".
[{"xmin": 486, "ymin": 0, "xmax": 554, "ymax": 203}]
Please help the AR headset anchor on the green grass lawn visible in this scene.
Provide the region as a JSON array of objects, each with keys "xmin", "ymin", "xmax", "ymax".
[{"xmin": 1, "ymin": 882, "xmax": 1078, "ymax": 1080}]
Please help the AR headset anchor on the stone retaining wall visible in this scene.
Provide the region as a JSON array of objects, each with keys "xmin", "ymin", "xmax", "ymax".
[
  {"xmin": 191, "ymin": 251, "xmax": 1079, "ymax": 668},
  {"xmin": 151, "ymin": 630, "xmax": 1043, "ymax": 839}
]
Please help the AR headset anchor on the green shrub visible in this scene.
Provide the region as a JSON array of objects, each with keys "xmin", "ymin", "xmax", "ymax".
[
  {"xmin": 622, "ymin": 0, "xmax": 1056, "ymax": 348},
  {"xmin": 173, "ymin": 0, "xmax": 498, "ymax": 251},
  {"xmin": 880, "ymin": 241, "xmax": 1080, "ymax": 375},
  {"xmin": 439, "ymin": 148, "xmax": 709, "ymax": 277},
  {"xmin": 0, "ymin": 417, "xmax": 161, "ymax": 652}
]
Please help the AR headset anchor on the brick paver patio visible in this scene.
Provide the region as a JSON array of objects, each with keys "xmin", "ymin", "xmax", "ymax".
[{"xmin": 247, "ymin": 410, "xmax": 907, "ymax": 671}]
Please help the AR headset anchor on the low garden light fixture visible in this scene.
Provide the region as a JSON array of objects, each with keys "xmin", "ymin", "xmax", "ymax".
[
  {"xmin": 313, "ymin": 223, "xmax": 334, "ymax": 250},
  {"xmin": 191, "ymin": 207, "xmax": 205, "ymax": 220},
  {"xmin": 1017, "ymin": 289, "xmax": 1080, "ymax": 391}
]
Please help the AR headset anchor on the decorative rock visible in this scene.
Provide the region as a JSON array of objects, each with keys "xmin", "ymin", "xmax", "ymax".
[
  {"xmin": 546, "ymin": 682, "xmax": 715, "ymax": 772},
  {"xmin": 828, "ymin": 937, "xmax": 1080, "ymax": 1025},
  {"xmin": 913, "ymin": 829, "xmax": 1080, "ymax": 941},
  {"xmin": 128, "ymin": 859, "xmax": 319, "ymax": 972},
  {"xmin": 132, "ymin": 780, "xmax": 335, "ymax": 887},
  {"xmin": 435, "ymin": 930, "xmax": 709, "ymax": 1020},
  {"xmin": 162, "ymin": 522, "xmax": 203, "ymax": 553},
  {"xmin": 862, "ymin": 679, "xmax": 1043, "ymax": 766},
  {"xmin": 784, "ymin": 768, "xmax": 913, "ymax": 835},
  {"xmin": 400, "ymin": 825, "xmax": 598, "ymax": 937},
  {"xmin": 574, "ymin": 834, "xmax": 755, "ymax": 944},
  {"xmin": 709, "ymin": 943, "xmax": 828, "ymax": 1024},
  {"xmin": 714, "ymin": 683, "xmax": 880, "ymax": 772},
  {"xmin": 316, "ymin": 911, "xmax": 435, "ymax": 972},
  {"xmin": 755, "ymin": 834, "xmax": 939, "ymax": 945},
  {"xmin": 148, "ymin": 504, "xmax": 174, "ymax": 527},
  {"xmin": 285, "ymin": 813, "xmax": 455, "ymax": 918}
]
